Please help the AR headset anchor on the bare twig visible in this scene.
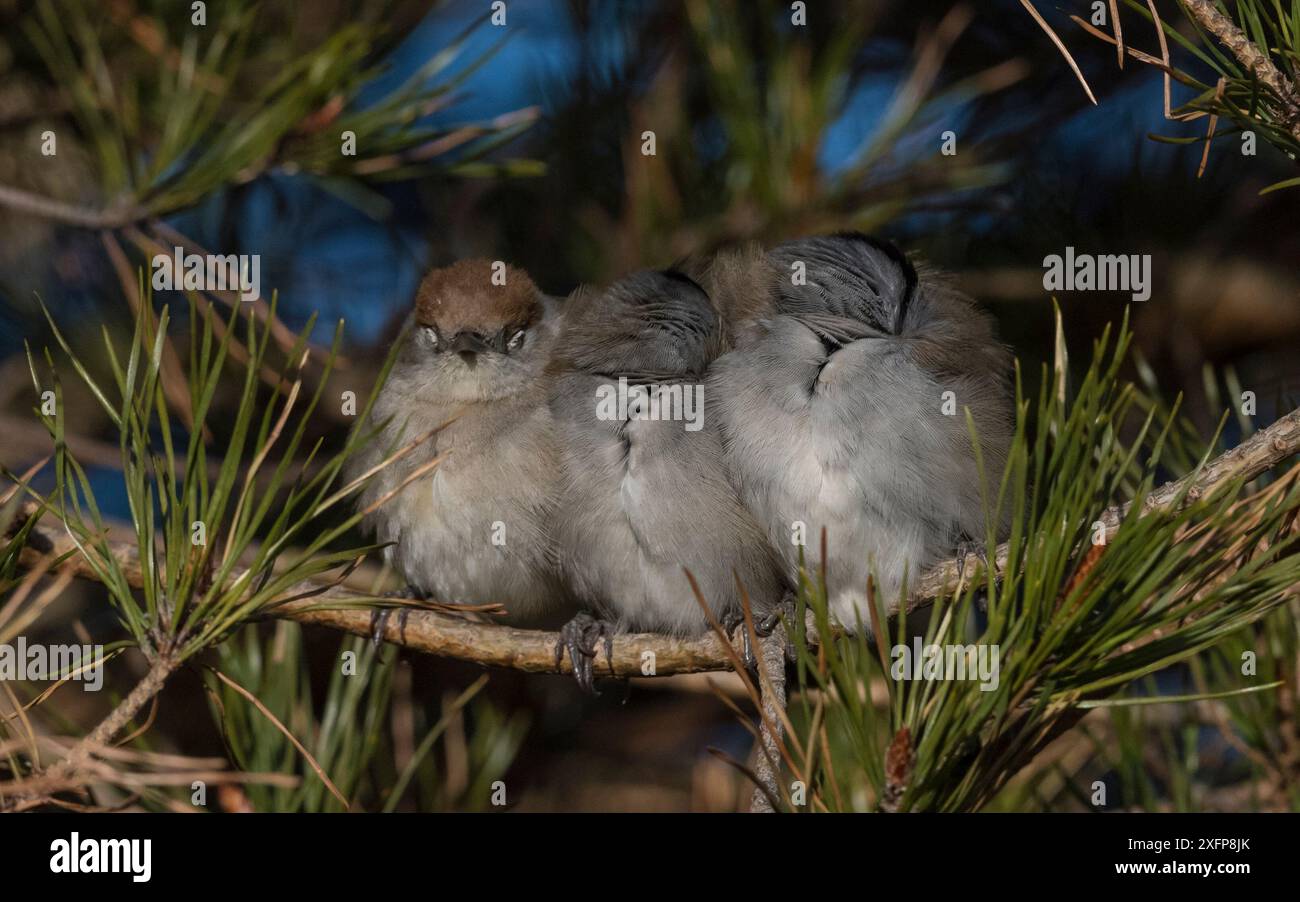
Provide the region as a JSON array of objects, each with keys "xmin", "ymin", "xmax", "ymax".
[
  {"xmin": 0, "ymin": 734, "xmax": 297, "ymax": 810},
  {"xmin": 2, "ymin": 651, "xmax": 179, "ymax": 809},
  {"xmin": 0, "ymin": 183, "xmax": 146, "ymax": 229}
]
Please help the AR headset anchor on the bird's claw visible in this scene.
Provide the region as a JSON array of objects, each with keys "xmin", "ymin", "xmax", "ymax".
[
  {"xmin": 724, "ymin": 596, "xmax": 799, "ymax": 671},
  {"xmin": 955, "ymin": 538, "xmax": 989, "ymax": 587},
  {"xmin": 722, "ymin": 610, "xmax": 757, "ymax": 673},
  {"xmin": 955, "ymin": 538, "xmax": 992, "ymax": 612},
  {"xmin": 555, "ymin": 612, "xmax": 615, "ymax": 695},
  {"xmin": 368, "ymin": 607, "xmax": 392, "ymax": 650},
  {"xmin": 369, "ymin": 586, "xmax": 422, "ymax": 648},
  {"xmin": 755, "ymin": 608, "xmax": 784, "ymax": 637},
  {"xmin": 757, "ymin": 594, "xmax": 800, "ymax": 664}
]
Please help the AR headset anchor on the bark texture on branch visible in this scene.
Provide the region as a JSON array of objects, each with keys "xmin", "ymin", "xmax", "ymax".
[
  {"xmin": 13, "ymin": 407, "xmax": 1300, "ymax": 677},
  {"xmin": 749, "ymin": 626, "xmax": 788, "ymax": 813},
  {"xmin": 2, "ymin": 653, "xmax": 179, "ymax": 809},
  {"xmin": 1181, "ymin": 0, "xmax": 1300, "ymax": 142},
  {"xmin": 909, "ymin": 406, "xmax": 1300, "ymax": 611},
  {"xmin": 14, "ymin": 524, "xmax": 738, "ymax": 677},
  {"xmin": 0, "ymin": 184, "xmax": 146, "ymax": 229}
]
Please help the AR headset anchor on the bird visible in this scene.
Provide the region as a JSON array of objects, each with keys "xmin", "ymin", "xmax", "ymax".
[
  {"xmin": 346, "ymin": 258, "xmax": 574, "ymax": 634},
  {"xmin": 547, "ymin": 269, "xmax": 785, "ymax": 690},
  {"xmin": 703, "ymin": 233, "xmax": 1013, "ymax": 634}
]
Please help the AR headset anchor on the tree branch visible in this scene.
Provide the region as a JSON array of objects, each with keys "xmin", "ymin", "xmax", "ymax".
[
  {"xmin": 1181, "ymin": 0, "xmax": 1300, "ymax": 104},
  {"xmin": 12, "ymin": 407, "xmax": 1300, "ymax": 677},
  {"xmin": 749, "ymin": 626, "xmax": 788, "ymax": 812},
  {"xmin": 1180, "ymin": 0, "xmax": 1300, "ymax": 142},
  {"xmin": 909, "ymin": 406, "xmax": 1300, "ymax": 610},
  {"xmin": 1, "ymin": 651, "xmax": 178, "ymax": 810},
  {"xmin": 0, "ymin": 183, "xmax": 147, "ymax": 230},
  {"xmin": 13, "ymin": 522, "xmax": 741, "ymax": 677}
]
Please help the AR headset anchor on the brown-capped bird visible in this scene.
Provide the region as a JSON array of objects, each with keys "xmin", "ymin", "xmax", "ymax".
[{"xmin": 347, "ymin": 259, "xmax": 574, "ymax": 631}]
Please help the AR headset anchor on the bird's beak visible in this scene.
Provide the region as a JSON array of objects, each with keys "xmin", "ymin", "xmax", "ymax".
[{"xmin": 450, "ymin": 331, "xmax": 490, "ymax": 355}]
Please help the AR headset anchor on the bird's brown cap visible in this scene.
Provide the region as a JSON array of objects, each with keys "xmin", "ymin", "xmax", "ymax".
[{"xmin": 414, "ymin": 259, "xmax": 541, "ymax": 335}]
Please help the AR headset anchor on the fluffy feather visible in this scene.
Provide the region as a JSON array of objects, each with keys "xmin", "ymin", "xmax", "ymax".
[
  {"xmin": 549, "ymin": 270, "xmax": 784, "ymax": 634},
  {"xmin": 346, "ymin": 260, "xmax": 573, "ymax": 627},
  {"xmin": 709, "ymin": 233, "xmax": 1013, "ymax": 631}
]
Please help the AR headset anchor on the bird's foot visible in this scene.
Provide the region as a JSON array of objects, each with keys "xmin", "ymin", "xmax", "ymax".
[
  {"xmin": 554, "ymin": 612, "xmax": 615, "ymax": 695},
  {"xmin": 756, "ymin": 593, "xmax": 800, "ymax": 664},
  {"xmin": 954, "ymin": 538, "xmax": 989, "ymax": 588},
  {"xmin": 722, "ymin": 609, "xmax": 757, "ymax": 673},
  {"xmin": 954, "ymin": 539, "xmax": 992, "ymax": 612},
  {"xmin": 368, "ymin": 586, "xmax": 424, "ymax": 648},
  {"xmin": 724, "ymin": 595, "xmax": 799, "ymax": 672}
]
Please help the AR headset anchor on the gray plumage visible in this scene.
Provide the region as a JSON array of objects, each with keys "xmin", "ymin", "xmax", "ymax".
[
  {"xmin": 548, "ymin": 270, "xmax": 784, "ymax": 634},
  {"xmin": 705, "ymin": 233, "xmax": 1013, "ymax": 631},
  {"xmin": 347, "ymin": 259, "xmax": 573, "ymax": 628}
]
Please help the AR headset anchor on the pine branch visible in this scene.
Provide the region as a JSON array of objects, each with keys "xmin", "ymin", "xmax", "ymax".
[
  {"xmin": 1, "ymin": 651, "xmax": 178, "ymax": 810},
  {"xmin": 0, "ymin": 183, "xmax": 147, "ymax": 229},
  {"xmin": 1180, "ymin": 0, "xmax": 1300, "ymax": 139},
  {"xmin": 911, "ymin": 405, "xmax": 1300, "ymax": 610},
  {"xmin": 13, "ymin": 406, "xmax": 1300, "ymax": 678},
  {"xmin": 13, "ymin": 515, "xmax": 739, "ymax": 676},
  {"xmin": 749, "ymin": 626, "xmax": 788, "ymax": 812}
]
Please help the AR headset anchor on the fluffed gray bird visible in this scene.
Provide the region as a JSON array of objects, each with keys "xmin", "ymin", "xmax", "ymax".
[
  {"xmin": 548, "ymin": 269, "xmax": 785, "ymax": 689},
  {"xmin": 347, "ymin": 259, "xmax": 574, "ymax": 632},
  {"xmin": 705, "ymin": 233, "xmax": 1013, "ymax": 632}
]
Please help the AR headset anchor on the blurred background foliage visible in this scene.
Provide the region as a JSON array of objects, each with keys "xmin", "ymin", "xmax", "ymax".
[{"xmin": 0, "ymin": 0, "xmax": 1296, "ymax": 810}]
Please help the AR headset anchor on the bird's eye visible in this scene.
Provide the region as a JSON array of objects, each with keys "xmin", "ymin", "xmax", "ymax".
[
  {"xmin": 423, "ymin": 326, "xmax": 439, "ymax": 347},
  {"xmin": 506, "ymin": 329, "xmax": 526, "ymax": 351}
]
